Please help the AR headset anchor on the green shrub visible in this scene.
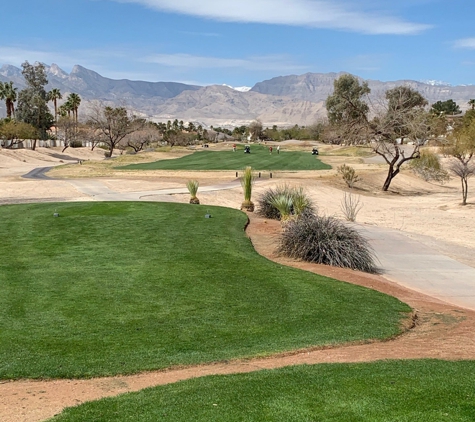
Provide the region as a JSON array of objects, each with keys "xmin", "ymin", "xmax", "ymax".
[
  {"xmin": 337, "ymin": 164, "xmax": 360, "ymax": 188},
  {"xmin": 278, "ymin": 213, "xmax": 378, "ymax": 273},
  {"xmin": 409, "ymin": 149, "xmax": 449, "ymax": 183},
  {"xmin": 69, "ymin": 140, "xmax": 83, "ymax": 148},
  {"xmin": 269, "ymin": 193, "xmax": 294, "ymax": 221},
  {"xmin": 256, "ymin": 185, "xmax": 314, "ymax": 220}
]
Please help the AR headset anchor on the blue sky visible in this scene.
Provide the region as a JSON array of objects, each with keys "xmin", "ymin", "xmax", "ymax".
[{"xmin": 2, "ymin": 0, "xmax": 475, "ymax": 87}]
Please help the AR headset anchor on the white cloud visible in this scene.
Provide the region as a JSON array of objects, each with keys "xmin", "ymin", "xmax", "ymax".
[
  {"xmin": 454, "ymin": 38, "xmax": 475, "ymax": 49},
  {"xmin": 0, "ymin": 46, "xmax": 129, "ymax": 72},
  {"xmin": 0, "ymin": 46, "xmax": 75, "ymax": 68},
  {"xmin": 143, "ymin": 53, "xmax": 308, "ymax": 72},
  {"xmin": 114, "ymin": 0, "xmax": 431, "ymax": 35}
]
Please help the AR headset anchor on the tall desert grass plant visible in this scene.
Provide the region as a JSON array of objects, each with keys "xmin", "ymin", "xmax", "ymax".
[
  {"xmin": 278, "ymin": 213, "xmax": 378, "ymax": 273},
  {"xmin": 186, "ymin": 180, "xmax": 200, "ymax": 204},
  {"xmin": 256, "ymin": 184, "xmax": 314, "ymax": 220},
  {"xmin": 240, "ymin": 166, "xmax": 255, "ymax": 211}
]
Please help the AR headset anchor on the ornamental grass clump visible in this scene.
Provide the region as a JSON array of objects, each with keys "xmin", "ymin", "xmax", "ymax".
[
  {"xmin": 269, "ymin": 193, "xmax": 294, "ymax": 222},
  {"xmin": 278, "ymin": 213, "xmax": 378, "ymax": 273},
  {"xmin": 257, "ymin": 184, "xmax": 314, "ymax": 220},
  {"xmin": 240, "ymin": 166, "xmax": 255, "ymax": 211},
  {"xmin": 186, "ymin": 180, "xmax": 200, "ymax": 204}
]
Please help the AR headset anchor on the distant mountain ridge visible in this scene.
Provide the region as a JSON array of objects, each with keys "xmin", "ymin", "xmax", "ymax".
[
  {"xmin": 1, "ymin": 63, "xmax": 475, "ymax": 126},
  {"xmin": 251, "ymin": 72, "xmax": 475, "ymax": 106},
  {"xmin": 0, "ymin": 63, "xmax": 201, "ymax": 101}
]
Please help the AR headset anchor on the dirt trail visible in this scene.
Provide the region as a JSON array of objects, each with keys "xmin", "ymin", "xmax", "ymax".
[{"xmin": 1, "ymin": 214, "xmax": 475, "ymax": 422}]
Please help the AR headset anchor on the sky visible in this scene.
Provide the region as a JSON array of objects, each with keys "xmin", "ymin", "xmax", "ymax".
[{"xmin": 2, "ymin": 0, "xmax": 475, "ymax": 87}]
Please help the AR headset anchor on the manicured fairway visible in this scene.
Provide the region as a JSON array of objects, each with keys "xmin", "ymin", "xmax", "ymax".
[
  {"xmin": 51, "ymin": 360, "xmax": 475, "ymax": 422},
  {"xmin": 119, "ymin": 145, "xmax": 331, "ymax": 171},
  {"xmin": 0, "ymin": 202, "xmax": 409, "ymax": 379}
]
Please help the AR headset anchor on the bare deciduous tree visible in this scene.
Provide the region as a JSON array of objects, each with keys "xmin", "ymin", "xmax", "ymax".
[
  {"xmin": 248, "ymin": 120, "xmax": 263, "ymax": 141},
  {"xmin": 88, "ymin": 102, "xmax": 143, "ymax": 156},
  {"xmin": 125, "ymin": 123, "xmax": 160, "ymax": 152},
  {"xmin": 56, "ymin": 116, "xmax": 79, "ymax": 152}
]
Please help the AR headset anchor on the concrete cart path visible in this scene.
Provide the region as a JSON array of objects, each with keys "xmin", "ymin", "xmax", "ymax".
[
  {"xmin": 21, "ymin": 167, "xmax": 243, "ymax": 200},
  {"xmin": 360, "ymin": 224, "xmax": 475, "ymax": 311},
  {"xmin": 65, "ymin": 178, "xmax": 243, "ymax": 201}
]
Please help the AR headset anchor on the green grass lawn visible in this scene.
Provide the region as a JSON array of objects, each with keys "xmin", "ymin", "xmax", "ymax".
[
  {"xmin": 0, "ymin": 202, "xmax": 409, "ymax": 379},
  {"xmin": 119, "ymin": 145, "xmax": 331, "ymax": 171},
  {"xmin": 51, "ymin": 360, "xmax": 475, "ymax": 421}
]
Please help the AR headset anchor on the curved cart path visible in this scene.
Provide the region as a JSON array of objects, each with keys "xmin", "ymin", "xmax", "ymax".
[{"xmin": 1, "ymin": 215, "xmax": 475, "ymax": 422}]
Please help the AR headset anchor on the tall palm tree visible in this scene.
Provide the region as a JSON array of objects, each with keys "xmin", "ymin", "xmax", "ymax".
[
  {"xmin": 48, "ymin": 88, "xmax": 62, "ymax": 122},
  {"xmin": 66, "ymin": 93, "xmax": 81, "ymax": 123},
  {"xmin": 0, "ymin": 81, "xmax": 18, "ymax": 119},
  {"xmin": 468, "ymin": 99, "xmax": 475, "ymax": 110}
]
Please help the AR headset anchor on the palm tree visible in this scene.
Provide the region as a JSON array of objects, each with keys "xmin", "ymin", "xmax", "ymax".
[
  {"xmin": 187, "ymin": 122, "xmax": 195, "ymax": 133},
  {"xmin": 469, "ymin": 99, "xmax": 475, "ymax": 110},
  {"xmin": 66, "ymin": 93, "xmax": 81, "ymax": 123},
  {"xmin": 0, "ymin": 81, "xmax": 18, "ymax": 119},
  {"xmin": 48, "ymin": 88, "xmax": 62, "ymax": 122}
]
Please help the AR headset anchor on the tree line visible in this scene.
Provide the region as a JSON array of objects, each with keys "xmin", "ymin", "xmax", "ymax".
[{"xmin": 0, "ymin": 62, "xmax": 324, "ymax": 156}]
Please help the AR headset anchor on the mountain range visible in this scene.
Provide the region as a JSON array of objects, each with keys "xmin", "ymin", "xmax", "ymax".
[{"xmin": 1, "ymin": 63, "xmax": 475, "ymax": 127}]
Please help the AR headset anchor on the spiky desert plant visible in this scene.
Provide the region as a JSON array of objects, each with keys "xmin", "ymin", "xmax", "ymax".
[
  {"xmin": 256, "ymin": 184, "xmax": 315, "ymax": 220},
  {"xmin": 291, "ymin": 186, "xmax": 313, "ymax": 217},
  {"xmin": 256, "ymin": 185, "xmax": 292, "ymax": 219},
  {"xmin": 257, "ymin": 185, "xmax": 290, "ymax": 219},
  {"xmin": 269, "ymin": 193, "xmax": 293, "ymax": 222},
  {"xmin": 277, "ymin": 213, "xmax": 378, "ymax": 273},
  {"xmin": 240, "ymin": 166, "xmax": 255, "ymax": 212},
  {"xmin": 186, "ymin": 180, "xmax": 200, "ymax": 204}
]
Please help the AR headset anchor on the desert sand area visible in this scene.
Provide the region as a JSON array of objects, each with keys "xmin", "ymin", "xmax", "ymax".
[
  {"xmin": 2, "ymin": 143, "xmax": 474, "ymax": 259},
  {"xmin": 1, "ymin": 143, "xmax": 475, "ymax": 422}
]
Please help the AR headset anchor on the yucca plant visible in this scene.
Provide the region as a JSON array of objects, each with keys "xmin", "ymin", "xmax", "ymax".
[
  {"xmin": 240, "ymin": 166, "xmax": 255, "ymax": 212},
  {"xmin": 269, "ymin": 193, "xmax": 293, "ymax": 222},
  {"xmin": 257, "ymin": 184, "xmax": 315, "ymax": 220},
  {"xmin": 256, "ymin": 185, "xmax": 292, "ymax": 219},
  {"xmin": 291, "ymin": 186, "xmax": 312, "ymax": 217},
  {"xmin": 186, "ymin": 180, "xmax": 200, "ymax": 204}
]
